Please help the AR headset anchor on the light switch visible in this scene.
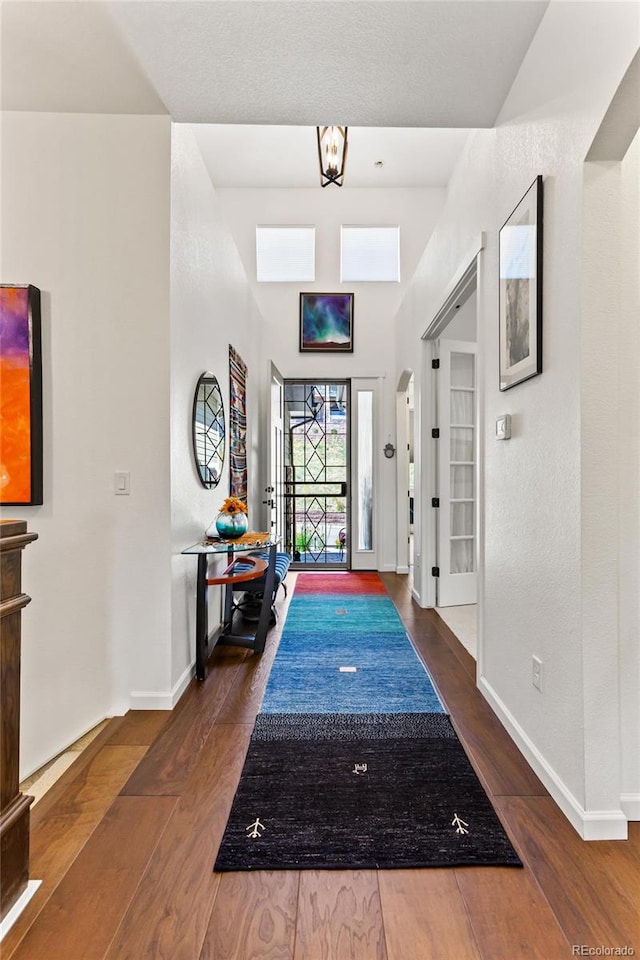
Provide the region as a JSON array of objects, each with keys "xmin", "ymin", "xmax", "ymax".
[
  {"xmin": 114, "ymin": 471, "xmax": 130, "ymax": 495},
  {"xmin": 496, "ymin": 415, "xmax": 511, "ymax": 440}
]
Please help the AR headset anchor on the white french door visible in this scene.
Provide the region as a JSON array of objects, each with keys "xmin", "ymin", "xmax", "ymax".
[
  {"xmin": 436, "ymin": 340, "xmax": 477, "ymax": 606},
  {"xmin": 267, "ymin": 362, "xmax": 285, "ymax": 540}
]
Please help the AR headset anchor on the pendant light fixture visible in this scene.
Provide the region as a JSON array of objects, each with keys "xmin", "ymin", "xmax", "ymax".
[{"xmin": 316, "ymin": 125, "xmax": 348, "ymax": 187}]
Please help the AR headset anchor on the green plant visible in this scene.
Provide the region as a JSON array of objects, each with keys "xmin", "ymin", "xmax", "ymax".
[{"xmin": 295, "ymin": 528, "xmax": 314, "ymax": 550}]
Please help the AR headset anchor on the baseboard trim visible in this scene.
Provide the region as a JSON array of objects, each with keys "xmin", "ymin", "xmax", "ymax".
[
  {"xmin": 396, "ymin": 565, "xmax": 410, "ymax": 575},
  {"xmin": 129, "ymin": 661, "xmax": 195, "ymax": 710},
  {"xmin": 0, "ymin": 881, "xmax": 42, "ymax": 941},
  {"xmin": 479, "ymin": 675, "xmax": 628, "ymax": 840},
  {"xmin": 621, "ymin": 793, "xmax": 640, "ymax": 820}
]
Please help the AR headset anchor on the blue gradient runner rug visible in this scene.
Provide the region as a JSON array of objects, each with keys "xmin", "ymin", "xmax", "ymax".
[{"xmin": 214, "ymin": 573, "xmax": 521, "ymax": 871}]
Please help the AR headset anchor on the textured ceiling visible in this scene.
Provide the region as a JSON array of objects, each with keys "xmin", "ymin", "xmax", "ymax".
[
  {"xmin": 108, "ymin": 1, "xmax": 548, "ymax": 127},
  {"xmin": 0, "ymin": 0, "xmax": 550, "ymax": 187}
]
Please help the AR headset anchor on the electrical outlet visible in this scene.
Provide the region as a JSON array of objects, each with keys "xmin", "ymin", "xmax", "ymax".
[{"xmin": 532, "ymin": 655, "xmax": 543, "ymax": 692}]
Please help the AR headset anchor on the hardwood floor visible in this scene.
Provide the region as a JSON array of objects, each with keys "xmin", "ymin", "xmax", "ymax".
[{"xmin": 4, "ymin": 574, "xmax": 639, "ymax": 959}]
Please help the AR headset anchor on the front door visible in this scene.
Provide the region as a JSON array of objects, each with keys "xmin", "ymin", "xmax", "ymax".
[{"xmin": 283, "ymin": 380, "xmax": 349, "ymax": 568}]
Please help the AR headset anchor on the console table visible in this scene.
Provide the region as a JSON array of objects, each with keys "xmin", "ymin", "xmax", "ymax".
[
  {"xmin": 0, "ymin": 520, "xmax": 37, "ymax": 920},
  {"xmin": 182, "ymin": 536, "xmax": 279, "ymax": 680}
]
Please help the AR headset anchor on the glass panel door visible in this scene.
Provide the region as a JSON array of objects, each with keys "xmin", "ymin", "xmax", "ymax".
[
  {"xmin": 283, "ymin": 381, "xmax": 349, "ymax": 568},
  {"xmin": 436, "ymin": 340, "xmax": 478, "ymax": 606}
]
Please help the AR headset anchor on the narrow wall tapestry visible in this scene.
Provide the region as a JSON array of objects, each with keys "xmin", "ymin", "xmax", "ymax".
[
  {"xmin": 229, "ymin": 345, "xmax": 247, "ymax": 501},
  {"xmin": 0, "ymin": 284, "xmax": 43, "ymax": 505}
]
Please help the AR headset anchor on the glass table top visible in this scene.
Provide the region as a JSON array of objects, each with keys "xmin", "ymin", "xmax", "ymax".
[{"xmin": 182, "ymin": 532, "xmax": 278, "ymax": 555}]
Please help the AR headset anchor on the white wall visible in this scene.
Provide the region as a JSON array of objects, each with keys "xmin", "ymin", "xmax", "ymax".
[
  {"xmin": 443, "ymin": 289, "xmax": 477, "ymax": 341},
  {"xmin": 169, "ymin": 126, "xmax": 265, "ymax": 692},
  {"xmin": 394, "ymin": 2, "xmax": 639, "ymax": 837},
  {"xmin": 1, "ymin": 112, "xmax": 172, "ymax": 776},
  {"xmin": 215, "ymin": 187, "xmax": 445, "ymax": 570},
  {"xmin": 618, "ymin": 130, "xmax": 639, "ymax": 817},
  {"xmin": 581, "ymin": 129, "xmax": 639, "ymax": 820}
]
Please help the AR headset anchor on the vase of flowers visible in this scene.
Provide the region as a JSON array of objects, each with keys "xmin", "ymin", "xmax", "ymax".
[{"xmin": 209, "ymin": 497, "xmax": 249, "ymax": 539}]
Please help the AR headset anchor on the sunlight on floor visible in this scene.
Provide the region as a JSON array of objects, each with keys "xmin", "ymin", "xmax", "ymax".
[
  {"xmin": 19, "ymin": 720, "xmax": 110, "ymax": 805},
  {"xmin": 435, "ymin": 604, "xmax": 477, "ymax": 659}
]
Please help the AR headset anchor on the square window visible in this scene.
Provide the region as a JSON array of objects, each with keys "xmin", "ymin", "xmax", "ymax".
[
  {"xmin": 341, "ymin": 226, "xmax": 400, "ymax": 282},
  {"xmin": 256, "ymin": 226, "xmax": 315, "ymax": 282}
]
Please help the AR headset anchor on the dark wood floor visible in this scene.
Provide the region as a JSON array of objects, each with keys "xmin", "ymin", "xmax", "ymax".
[{"xmin": 4, "ymin": 573, "xmax": 639, "ymax": 960}]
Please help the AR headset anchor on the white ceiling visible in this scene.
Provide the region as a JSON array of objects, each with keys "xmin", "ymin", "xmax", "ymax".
[
  {"xmin": 0, "ymin": 0, "xmax": 550, "ymax": 188},
  {"xmin": 192, "ymin": 124, "xmax": 472, "ymax": 187}
]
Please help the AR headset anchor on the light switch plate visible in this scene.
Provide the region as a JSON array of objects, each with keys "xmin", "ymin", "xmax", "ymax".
[
  {"xmin": 114, "ymin": 471, "xmax": 130, "ymax": 495},
  {"xmin": 496, "ymin": 415, "xmax": 511, "ymax": 440}
]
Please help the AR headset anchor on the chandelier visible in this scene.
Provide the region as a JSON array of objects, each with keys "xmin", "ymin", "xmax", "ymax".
[{"xmin": 316, "ymin": 126, "xmax": 348, "ymax": 187}]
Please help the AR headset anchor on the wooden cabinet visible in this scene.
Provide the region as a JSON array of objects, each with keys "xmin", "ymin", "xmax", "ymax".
[{"xmin": 0, "ymin": 519, "xmax": 37, "ymax": 920}]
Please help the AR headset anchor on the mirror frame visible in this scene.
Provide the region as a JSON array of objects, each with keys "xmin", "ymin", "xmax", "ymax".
[{"xmin": 192, "ymin": 371, "xmax": 225, "ymax": 489}]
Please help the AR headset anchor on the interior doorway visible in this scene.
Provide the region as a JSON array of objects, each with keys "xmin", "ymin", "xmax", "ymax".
[
  {"xmin": 282, "ymin": 380, "xmax": 349, "ymax": 569},
  {"xmin": 422, "ymin": 252, "xmax": 481, "ymax": 660}
]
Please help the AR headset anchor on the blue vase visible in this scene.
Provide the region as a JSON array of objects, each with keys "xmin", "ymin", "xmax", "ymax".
[{"xmin": 214, "ymin": 510, "xmax": 249, "ymax": 539}]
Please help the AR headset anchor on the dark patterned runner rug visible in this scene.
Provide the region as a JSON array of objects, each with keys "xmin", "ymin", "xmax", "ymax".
[
  {"xmin": 214, "ymin": 573, "xmax": 521, "ymax": 871},
  {"xmin": 214, "ymin": 712, "xmax": 521, "ymax": 870}
]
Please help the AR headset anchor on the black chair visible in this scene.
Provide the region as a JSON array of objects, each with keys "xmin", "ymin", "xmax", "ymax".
[{"xmin": 232, "ymin": 550, "xmax": 292, "ymax": 624}]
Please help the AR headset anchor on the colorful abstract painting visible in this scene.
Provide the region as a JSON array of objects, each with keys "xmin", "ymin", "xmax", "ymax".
[
  {"xmin": 300, "ymin": 293, "xmax": 354, "ymax": 352},
  {"xmin": 229, "ymin": 345, "xmax": 247, "ymax": 502},
  {"xmin": 0, "ymin": 285, "xmax": 43, "ymax": 505}
]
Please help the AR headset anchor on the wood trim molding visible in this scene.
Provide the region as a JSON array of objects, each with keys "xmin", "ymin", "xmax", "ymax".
[
  {"xmin": 0, "ymin": 594, "xmax": 32, "ymax": 620},
  {"xmin": 0, "ymin": 793, "xmax": 34, "ymax": 837}
]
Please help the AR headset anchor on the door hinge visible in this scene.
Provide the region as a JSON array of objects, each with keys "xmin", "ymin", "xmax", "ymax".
[
  {"xmin": 432, "ymin": 497, "xmax": 440, "ymax": 508},
  {"xmin": 432, "ymin": 358, "xmax": 440, "ymax": 369},
  {"xmin": 431, "ymin": 428, "xmax": 440, "ymax": 439},
  {"xmin": 432, "ymin": 566, "xmax": 440, "ymax": 577}
]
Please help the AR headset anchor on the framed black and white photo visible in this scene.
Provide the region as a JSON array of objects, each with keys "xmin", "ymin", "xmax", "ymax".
[{"xmin": 499, "ymin": 176, "xmax": 543, "ymax": 391}]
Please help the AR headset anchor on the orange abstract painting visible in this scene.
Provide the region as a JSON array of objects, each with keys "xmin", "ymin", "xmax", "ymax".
[{"xmin": 0, "ymin": 285, "xmax": 43, "ymax": 504}]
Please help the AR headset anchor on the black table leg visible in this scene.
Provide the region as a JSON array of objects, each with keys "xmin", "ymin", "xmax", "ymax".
[
  {"xmin": 216, "ymin": 544, "xmax": 278, "ymax": 654},
  {"xmin": 252, "ymin": 543, "xmax": 277, "ymax": 654},
  {"xmin": 195, "ymin": 553, "xmax": 208, "ymax": 680}
]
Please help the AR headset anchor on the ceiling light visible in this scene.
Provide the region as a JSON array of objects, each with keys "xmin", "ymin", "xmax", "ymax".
[{"xmin": 316, "ymin": 126, "xmax": 348, "ymax": 187}]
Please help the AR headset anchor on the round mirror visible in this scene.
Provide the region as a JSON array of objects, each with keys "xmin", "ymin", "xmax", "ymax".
[{"xmin": 192, "ymin": 371, "xmax": 225, "ymax": 488}]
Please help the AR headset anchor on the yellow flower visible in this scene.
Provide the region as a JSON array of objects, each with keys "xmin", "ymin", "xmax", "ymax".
[{"xmin": 220, "ymin": 496, "xmax": 248, "ymax": 515}]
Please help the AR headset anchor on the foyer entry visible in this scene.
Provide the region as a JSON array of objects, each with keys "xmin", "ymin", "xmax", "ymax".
[{"xmin": 282, "ymin": 381, "xmax": 349, "ymax": 569}]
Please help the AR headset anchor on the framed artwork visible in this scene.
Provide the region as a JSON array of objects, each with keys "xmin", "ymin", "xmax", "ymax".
[
  {"xmin": 0, "ymin": 284, "xmax": 43, "ymax": 505},
  {"xmin": 499, "ymin": 176, "xmax": 543, "ymax": 391},
  {"xmin": 300, "ymin": 293, "xmax": 354, "ymax": 352},
  {"xmin": 229, "ymin": 345, "xmax": 247, "ymax": 501}
]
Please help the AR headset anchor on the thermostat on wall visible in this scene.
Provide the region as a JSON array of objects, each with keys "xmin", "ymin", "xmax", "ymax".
[{"xmin": 496, "ymin": 415, "xmax": 511, "ymax": 440}]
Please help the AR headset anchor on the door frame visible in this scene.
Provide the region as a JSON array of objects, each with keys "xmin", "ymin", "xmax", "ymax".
[
  {"xmin": 416, "ymin": 234, "xmax": 485, "ymax": 631},
  {"xmin": 395, "ymin": 369, "xmax": 414, "ymax": 575},
  {"xmin": 267, "ymin": 361, "xmax": 285, "ymax": 540}
]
